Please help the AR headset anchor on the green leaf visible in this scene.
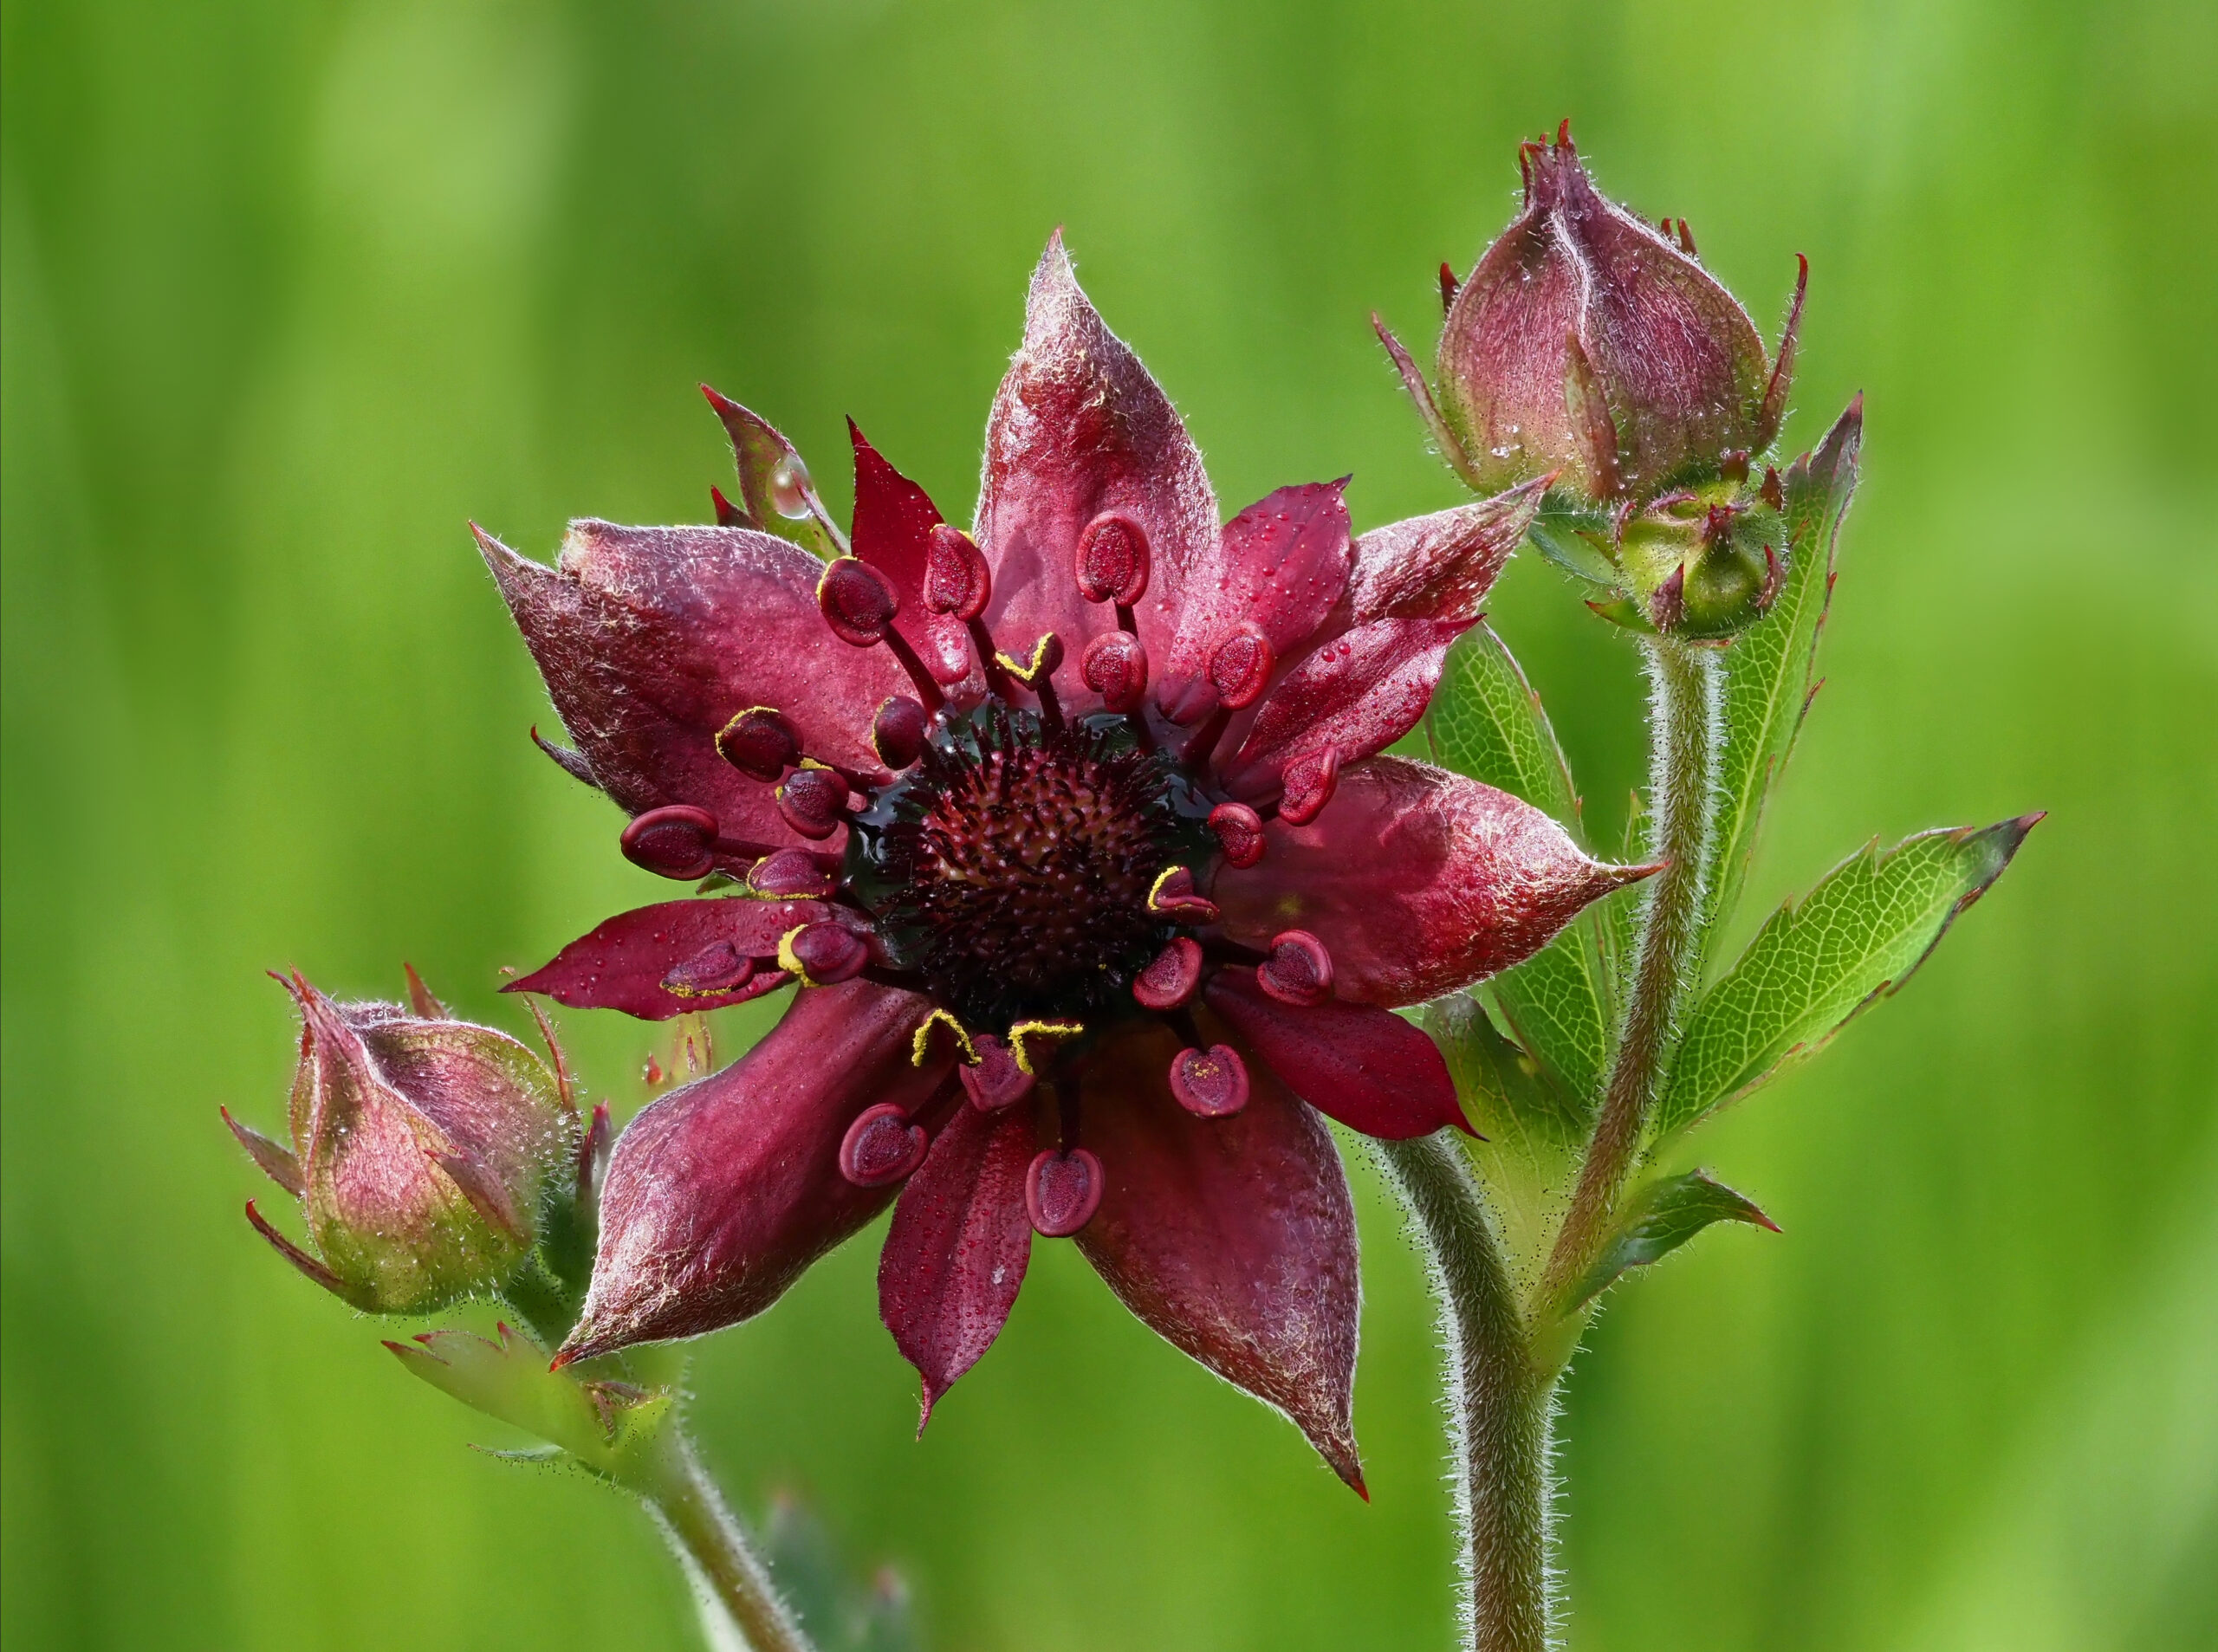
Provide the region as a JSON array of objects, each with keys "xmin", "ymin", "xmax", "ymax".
[
  {"xmin": 386, "ymin": 1323, "xmax": 675, "ymax": 1485},
  {"xmin": 1427, "ymin": 620, "xmax": 1581, "ymax": 833},
  {"xmin": 1422, "ymin": 993, "xmax": 1584, "ymax": 1294},
  {"xmin": 1658, "ymin": 813, "xmax": 2041, "ymax": 1138},
  {"xmin": 1702, "ymin": 401, "xmax": 1863, "ymax": 954},
  {"xmin": 1427, "ymin": 622, "xmax": 1621, "ymax": 1104},
  {"xmin": 1563, "ymin": 1169, "xmax": 1778, "ymax": 1313}
]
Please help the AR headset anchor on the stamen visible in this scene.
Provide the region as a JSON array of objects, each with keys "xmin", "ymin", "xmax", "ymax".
[
  {"xmin": 620, "ymin": 806, "xmax": 773, "ymax": 880},
  {"xmin": 911, "ymin": 1007, "xmax": 980, "ymax": 1068},
  {"xmin": 872, "ymin": 696, "xmax": 931, "ymax": 768},
  {"xmin": 777, "ymin": 922, "xmax": 869, "ymax": 987},
  {"xmin": 1132, "ymin": 937, "xmax": 1204, "ymax": 1010},
  {"xmin": 1007, "ymin": 1019, "xmax": 1085, "ymax": 1076},
  {"xmin": 958, "ymin": 1033, "xmax": 1035, "ymax": 1111},
  {"xmin": 1255, "ymin": 930, "xmax": 1333, "ymax": 1007},
  {"xmin": 662, "ymin": 940, "xmax": 757, "ymax": 998},
  {"xmin": 715, "ymin": 706, "xmax": 801, "ymax": 781},
  {"xmin": 1146, "ymin": 865, "xmax": 1220, "ymax": 925},
  {"xmin": 1208, "ymin": 623, "xmax": 1274, "ymax": 709},
  {"xmin": 1025, "ymin": 1146, "xmax": 1103, "ymax": 1237},
  {"xmin": 817, "ymin": 555, "xmax": 944, "ymax": 708},
  {"xmin": 1276, "ymin": 747, "xmax": 1341, "ymax": 826},
  {"xmin": 1074, "ymin": 511, "xmax": 1151, "ymax": 618},
  {"xmin": 744, "ymin": 847, "xmax": 837, "ymax": 899},
  {"xmin": 996, "ymin": 633, "xmax": 1066, "ymax": 730},
  {"xmin": 776, "ymin": 764, "xmax": 851, "ymax": 840},
  {"xmin": 1080, "ymin": 630, "xmax": 1149, "ymax": 716},
  {"xmin": 1207, "ymin": 801, "xmax": 1267, "ymax": 869},
  {"xmin": 924, "ymin": 525, "xmax": 992, "ymax": 621},
  {"xmin": 1169, "ymin": 1043, "xmax": 1250, "ymax": 1118},
  {"xmin": 840, "ymin": 1102, "xmax": 928, "ymax": 1188}
]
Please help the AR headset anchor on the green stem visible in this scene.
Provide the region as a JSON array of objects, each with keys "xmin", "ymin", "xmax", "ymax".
[
  {"xmin": 1382, "ymin": 1135, "xmax": 1558, "ymax": 1652},
  {"xmin": 637, "ymin": 1432, "xmax": 814, "ymax": 1652},
  {"xmin": 1541, "ymin": 635, "xmax": 1720, "ymax": 1311}
]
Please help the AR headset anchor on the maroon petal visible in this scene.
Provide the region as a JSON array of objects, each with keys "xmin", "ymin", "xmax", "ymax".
[
  {"xmin": 1220, "ymin": 617, "xmax": 1469, "ymax": 794},
  {"xmin": 505, "ymin": 898, "xmax": 840, "ymax": 1020},
  {"xmin": 1203, "ymin": 969, "xmax": 1465, "ymax": 1141},
  {"xmin": 558, "ymin": 981, "xmax": 949, "ymax": 1363},
  {"xmin": 848, "ymin": 425, "xmax": 976, "ymax": 686},
  {"xmin": 1341, "ymin": 479, "xmax": 1547, "ymax": 625},
  {"xmin": 1215, "ymin": 756, "xmax": 1651, "ymax": 1007},
  {"xmin": 1158, "ymin": 483, "xmax": 1353, "ymax": 721},
  {"xmin": 478, "ymin": 522, "xmax": 903, "ymax": 845},
  {"xmin": 975, "ymin": 233, "xmax": 1218, "ymax": 695},
  {"xmin": 1072, "ymin": 1021, "xmax": 1364, "ymax": 1493},
  {"xmin": 879, "ymin": 1101, "xmax": 1036, "ymax": 1428}
]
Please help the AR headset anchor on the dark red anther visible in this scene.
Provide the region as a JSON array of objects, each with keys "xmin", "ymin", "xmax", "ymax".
[
  {"xmin": 1132, "ymin": 936, "xmax": 1205, "ymax": 1010},
  {"xmin": 776, "ymin": 767, "xmax": 850, "ymax": 840},
  {"xmin": 621, "ymin": 806, "xmax": 723, "ymax": 880},
  {"xmin": 924, "ymin": 524, "xmax": 992, "ymax": 621},
  {"xmin": 1080, "ymin": 629, "xmax": 1149, "ymax": 715},
  {"xmin": 1074, "ymin": 511, "xmax": 1151, "ymax": 606},
  {"xmin": 662, "ymin": 939, "xmax": 756, "ymax": 998},
  {"xmin": 872, "ymin": 696, "xmax": 931, "ymax": 768},
  {"xmin": 958, "ymin": 1034, "xmax": 1036, "ymax": 1111},
  {"xmin": 1649, "ymin": 563, "xmax": 1687, "ymax": 632},
  {"xmin": 1147, "ymin": 865, "xmax": 1220, "ymax": 924},
  {"xmin": 715, "ymin": 706, "xmax": 800, "ymax": 781},
  {"xmin": 1256, "ymin": 930, "xmax": 1333, "ymax": 1007},
  {"xmin": 1277, "ymin": 747, "xmax": 1341, "ymax": 827},
  {"xmin": 1025, "ymin": 1147, "xmax": 1104, "ymax": 1237},
  {"xmin": 817, "ymin": 556, "xmax": 899, "ymax": 646},
  {"xmin": 781, "ymin": 920, "xmax": 869, "ymax": 986},
  {"xmin": 1208, "ymin": 801, "xmax": 1267, "ymax": 869},
  {"xmin": 1169, "ymin": 1044, "xmax": 1250, "ymax": 1118},
  {"xmin": 1206, "ymin": 624, "xmax": 1274, "ymax": 709},
  {"xmin": 840, "ymin": 1102, "xmax": 928, "ymax": 1189},
  {"xmin": 747, "ymin": 847, "xmax": 836, "ymax": 899}
]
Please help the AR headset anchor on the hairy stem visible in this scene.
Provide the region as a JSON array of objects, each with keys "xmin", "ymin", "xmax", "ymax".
[
  {"xmin": 1542, "ymin": 635, "xmax": 1720, "ymax": 1310},
  {"xmin": 639, "ymin": 1433, "xmax": 814, "ymax": 1652},
  {"xmin": 1382, "ymin": 1134, "xmax": 1558, "ymax": 1652}
]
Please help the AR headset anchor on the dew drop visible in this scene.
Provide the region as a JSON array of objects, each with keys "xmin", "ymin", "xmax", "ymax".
[{"xmin": 769, "ymin": 455, "xmax": 814, "ymax": 520}]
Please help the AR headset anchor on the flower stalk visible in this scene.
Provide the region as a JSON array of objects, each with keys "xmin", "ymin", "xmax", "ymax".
[
  {"xmin": 639, "ymin": 1433, "xmax": 815, "ymax": 1652},
  {"xmin": 1541, "ymin": 634, "xmax": 1720, "ymax": 1310},
  {"xmin": 1381, "ymin": 1134, "xmax": 1556, "ymax": 1652}
]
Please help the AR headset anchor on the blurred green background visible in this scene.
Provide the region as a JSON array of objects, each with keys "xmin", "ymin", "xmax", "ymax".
[{"xmin": 5, "ymin": 0, "xmax": 2215, "ymax": 1647}]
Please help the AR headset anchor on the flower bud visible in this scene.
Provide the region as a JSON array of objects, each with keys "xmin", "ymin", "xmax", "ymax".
[
  {"xmin": 229, "ymin": 972, "xmax": 570, "ymax": 1314},
  {"xmin": 1433, "ymin": 123, "xmax": 1801, "ymax": 505},
  {"xmin": 1616, "ymin": 486, "xmax": 1788, "ymax": 639}
]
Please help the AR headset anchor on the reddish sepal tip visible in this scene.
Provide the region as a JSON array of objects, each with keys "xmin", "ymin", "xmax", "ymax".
[
  {"xmin": 1169, "ymin": 1044, "xmax": 1249, "ymax": 1118},
  {"xmin": 715, "ymin": 707, "xmax": 800, "ymax": 781},
  {"xmin": 621, "ymin": 805, "xmax": 721, "ymax": 880},
  {"xmin": 1207, "ymin": 801, "xmax": 1267, "ymax": 869},
  {"xmin": 1257, "ymin": 930, "xmax": 1333, "ymax": 1007},
  {"xmin": 1080, "ymin": 629, "xmax": 1150, "ymax": 714},
  {"xmin": 817, "ymin": 556, "xmax": 899, "ymax": 646},
  {"xmin": 958, "ymin": 1034, "xmax": 1036, "ymax": 1111},
  {"xmin": 776, "ymin": 768, "xmax": 850, "ymax": 841},
  {"xmin": 923, "ymin": 524, "xmax": 992, "ymax": 619},
  {"xmin": 1026, "ymin": 1147, "xmax": 1104, "ymax": 1237},
  {"xmin": 1074, "ymin": 511, "xmax": 1151, "ymax": 606},
  {"xmin": 1132, "ymin": 936, "xmax": 1205, "ymax": 1010},
  {"xmin": 840, "ymin": 1103, "xmax": 929, "ymax": 1189},
  {"xmin": 1206, "ymin": 624, "xmax": 1274, "ymax": 709}
]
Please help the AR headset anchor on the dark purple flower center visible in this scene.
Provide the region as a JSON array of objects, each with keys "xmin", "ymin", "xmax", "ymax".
[{"xmin": 846, "ymin": 704, "xmax": 1210, "ymax": 1026}]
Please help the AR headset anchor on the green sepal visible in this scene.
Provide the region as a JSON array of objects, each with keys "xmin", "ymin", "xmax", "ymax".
[
  {"xmin": 1701, "ymin": 400, "xmax": 1862, "ymax": 953},
  {"xmin": 386, "ymin": 1322, "xmax": 677, "ymax": 1489},
  {"xmin": 1560, "ymin": 1169, "xmax": 1778, "ymax": 1315},
  {"xmin": 1657, "ymin": 813, "xmax": 2040, "ymax": 1140},
  {"xmin": 1527, "ymin": 502, "xmax": 1620, "ymax": 590},
  {"xmin": 1584, "ymin": 593, "xmax": 1657, "ymax": 634}
]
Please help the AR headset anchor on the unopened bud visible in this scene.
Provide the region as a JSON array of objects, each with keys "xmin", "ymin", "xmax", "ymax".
[{"xmin": 230, "ymin": 972, "xmax": 569, "ymax": 1314}]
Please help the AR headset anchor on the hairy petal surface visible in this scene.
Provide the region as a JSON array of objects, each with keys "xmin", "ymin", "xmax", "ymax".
[
  {"xmin": 1340, "ymin": 480, "xmax": 1547, "ymax": 625},
  {"xmin": 1215, "ymin": 756, "xmax": 1650, "ymax": 1007},
  {"xmin": 479, "ymin": 522, "xmax": 901, "ymax": 843},
  {"xmin": 1072, "ymin": 1022, "xmax": 1365, "ymax": 1493},
  {"xmin": 1222, "ymin": 617, "xmax": 1469, "ymax": 794},
  {"xmin": 878, "ymin": 1100, "xmax": 1035, "ymax": 1428},
  {"xmin": 976, "ymin": 233, "xmax": 1218, "ymax": 686},
  {"xmin": 560, "ymin": 982, "xmax": 947, "ymax": 1362}
]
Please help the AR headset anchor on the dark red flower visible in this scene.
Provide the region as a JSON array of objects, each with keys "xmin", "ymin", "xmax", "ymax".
[{"xmin": 484, "ymin": 236, "xmax": 1648, "ymax": 1491}]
